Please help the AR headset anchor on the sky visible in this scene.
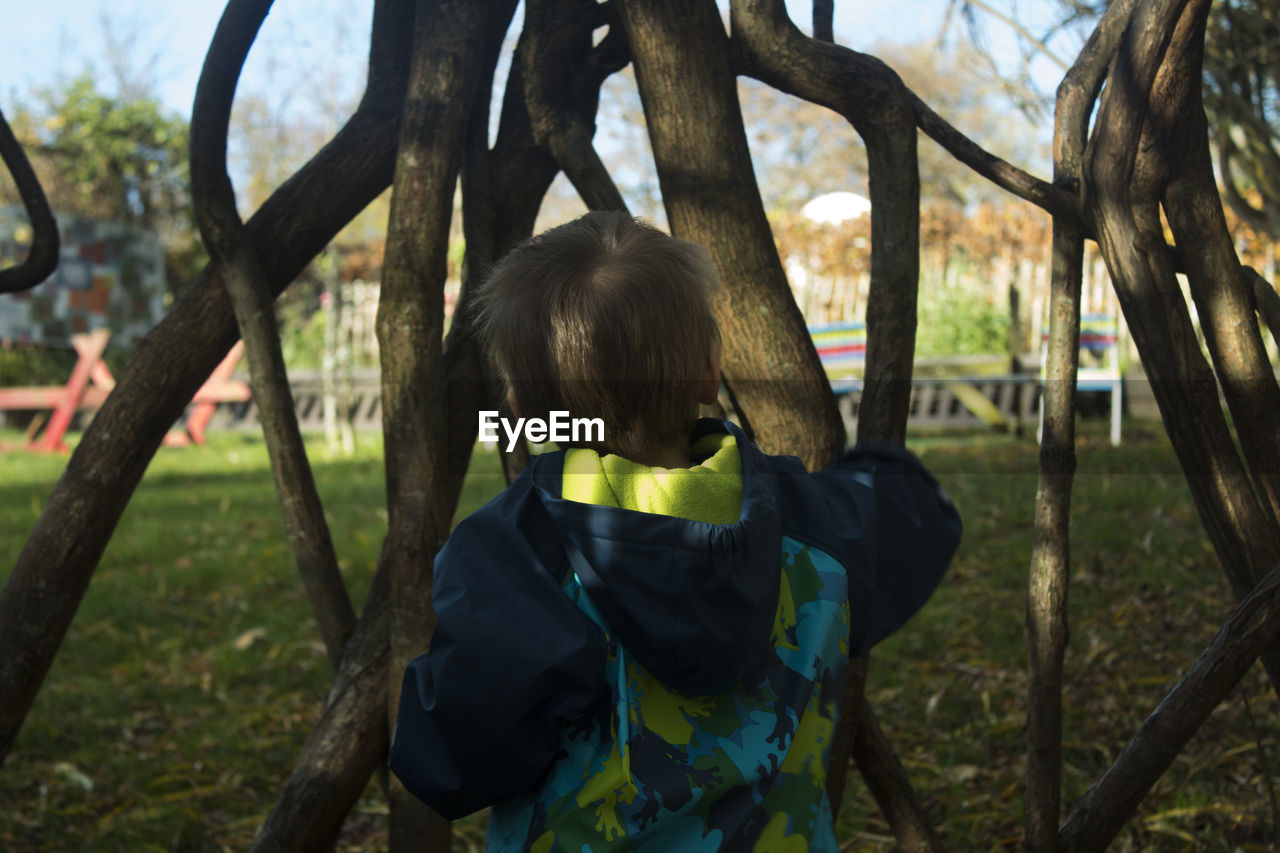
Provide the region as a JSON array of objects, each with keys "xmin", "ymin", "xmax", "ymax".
[
  {"xmin": 1, "ymin": 0, "xmax": 1081, "ymax": 121},
  {"xmin": 0, "ymin": 0, "xmax": 1083, "ymax": 224}
]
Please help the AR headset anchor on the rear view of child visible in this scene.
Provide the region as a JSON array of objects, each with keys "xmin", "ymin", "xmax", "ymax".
[{"xmin": 389, "ymin": 211, "xmax": 961, "ymax": 852}]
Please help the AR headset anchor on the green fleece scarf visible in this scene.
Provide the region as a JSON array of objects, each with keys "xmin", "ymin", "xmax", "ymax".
[{"xmin": 562, "ymin": 433, "xmax": 742, "ymax": 525}]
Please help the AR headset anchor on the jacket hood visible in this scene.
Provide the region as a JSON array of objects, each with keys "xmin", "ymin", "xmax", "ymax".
[{"xmin": 527, "ymin": 419, "xmax": 782, "ymax": 695}]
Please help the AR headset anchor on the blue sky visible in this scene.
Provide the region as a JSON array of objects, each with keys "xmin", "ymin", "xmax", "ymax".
[{"xmin": 2, "ymin": 1, "xmax": 1077, "ymax": 119}]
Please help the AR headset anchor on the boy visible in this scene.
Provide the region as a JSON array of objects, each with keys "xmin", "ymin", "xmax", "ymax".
[{"xmin": 389, "ymin": 211, "xmax": 961, "ymax": 851}]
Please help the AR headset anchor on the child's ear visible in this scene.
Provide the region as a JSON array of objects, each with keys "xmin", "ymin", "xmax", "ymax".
[
  {"xmin": 697, "ymin": 338, "xmax": 722, "ymax": 405},
  {"xmin": 505, "ymin": 387, "xmax": 524, "ymax": 418}
]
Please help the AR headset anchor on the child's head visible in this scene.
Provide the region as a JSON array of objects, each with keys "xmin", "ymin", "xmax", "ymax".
[{"xmin": 474, "ymin": 211, "xmax": 721, "ymax": 463}]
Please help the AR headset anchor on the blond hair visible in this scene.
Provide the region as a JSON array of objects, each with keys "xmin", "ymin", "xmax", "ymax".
[{"xmin": 474, "ymin": 211, "xmax": 720, "ymax": 460}]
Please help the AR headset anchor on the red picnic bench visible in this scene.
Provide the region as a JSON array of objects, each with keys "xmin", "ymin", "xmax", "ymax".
[{"xmin": 0, "ymin": 330, "xmax": 250, "ymax": 451}]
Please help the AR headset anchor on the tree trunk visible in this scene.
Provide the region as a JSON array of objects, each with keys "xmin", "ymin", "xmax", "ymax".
[
  {"xmin": 378, "ymin": 0, "xmax": 501, "ymax": 847},
  {"xmin": 0, "ymin": 0, "xmax": 416, "ymax": 768},
  {"xmin": 618, "ymin": 0, "xmax": 844, "ymax": 469}
]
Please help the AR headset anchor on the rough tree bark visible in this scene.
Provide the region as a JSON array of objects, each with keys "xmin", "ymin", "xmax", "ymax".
[
  {"xmin": 1023, "ymin": 1, "xmax": 1139, "ymax": 846},
  {"xmin": 189, "ymin": 0, "xmax": 356, "ymax": 675},
  {"xmin": 378, "ymin": 0, "xmax": 501, "ymax": 846},
  {"xmin": 617, "ymin": 0, "xmax": 845, "ymax": 469},
  {"xmin": 1155, "ymin": 2, "xmax": 1280, "ymax": 529},
  {"xmin": 0, "ymin": 0, "xmax": 416, "ymax": 769},
  {"xmin": 729, "ymin": 5, "xmax": 939, "ymax": 847},
  {"xmin": 1084, "ymin": 0, "xmax": 1280, "ymax": 696},
  {"xmin": 248, "ymin": 3, "xmax": 517, "ymax": 849},
  {"xmin": 523, "ymin": 0, "xmax": 629, "ymax": 213},
  {"xmin": 252, "ymin": 2, "xmax": 633, "ymax": 847}
]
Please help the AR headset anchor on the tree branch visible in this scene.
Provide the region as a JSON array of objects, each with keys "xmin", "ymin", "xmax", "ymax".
[
  {"xmin": 730, "ymin": 5, "xmax": 939, "ymax": 844},
  {"xmin": 1019, "ymin": 0, "xmax": 1144, "ymax": 841},
  {"xmin": 0, "ymin": 0, "xmax": 416, "ymax": 770},
  {"xmin": 911, "ymin": 94, "xmax": 1082, "ymax": 223},
  {"xmin": 1244, "ymin": 265, "xmax": 1280, "ymax": 354},
  {"xmin": 1155, "ymin": 0, "xmax": 1280, "ymax": 556},
  {"xmin": 1085, "ymin": 0, "xmax": 1280, "ymax": 705},
  {"xmin": 1024, "ymin": 218, "xmax": 1084, "ymax": 852},
  {"xmin": 190, "ymin": 0, "xmax": 357, "ymax": 675},
  {"xmin": 0, "ymin": 107, "xmax": 59, "ymax": 293},
  {"xmin": 812, "ymin": 0, "xmax": 833, "ymax": 42},
  {"xmin": 852, "ymin": 693, "xmax": 945, "ymax": 851},
  {"xmin": 1059, "ymin": 562, "xmax": 1280, "ymax": 852},
  {"xmin": 376, "ymin": 0, "xmax": 503, "ymax": 847},
  {"xmin": 1054, "ymin": 0, "xmax": 1141, "ymax": 192},
  {"xmin": 620, "ymin": 0, "xmax": 844, "ymax": 466},
  {"xmin": 524, "ymin": 0, "xmax": 630, "ymax": 212}
]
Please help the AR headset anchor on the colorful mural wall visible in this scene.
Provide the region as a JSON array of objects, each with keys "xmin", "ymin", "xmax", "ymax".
[{"xmin": 0, "ymin": 206, "xmax": 166, "ymax": 346}]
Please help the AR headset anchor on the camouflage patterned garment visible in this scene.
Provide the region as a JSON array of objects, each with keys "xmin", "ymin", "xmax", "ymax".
[
  {"xmin": 487, "ymin": 433, "xmax": 851, "ymax": 852},
  {"xmin": 388, "ymin": 419, "xmax": 961, "ymax": 850},
  {"xmin": 487, "ymin": 536, "xmax": 851, "ymax": 853}
]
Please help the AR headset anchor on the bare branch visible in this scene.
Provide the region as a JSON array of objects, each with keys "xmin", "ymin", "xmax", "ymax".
[
  {"xmin": 1244, "ymin": 265, "xmax": 1280, "ymax": 354},
  {"xmin": 1155, "ymin": 0, "xmax": 1280, "ymax": 556},
  {"xmin": 622, "ymin": 0, "xmax": 844, "ymax": 465},
  {"xmin": 0, "ymin": 0, "xmax": 416, "ymax": 770},
  {"xmin": 523, "ymin": 0, "xmax": 629, "ymax": 212},
  {"xmin": 375, "ymin": 0, "xmax": 507, "ymax": 845},
  {"xmin": 910, "ymin": 94, "xmax": 1081, "ymax": 222},
  {"xmin": 1085, "ymin": 0, "xmax": 1280, "ymax": 701},
  {"xmin": 730, "ymin": 6, "xmax": 939, "ymax": 843},
  {"xmin": 189, "ymin": 0, "xmax": 356, "ymax": 673},
  {"xmin": 852, "ymin": 694, "xmax": 946, "ymax": 851},
  {"xmin": 1054, "ymin": 0, "xmax": 1141, "ymax": 191},
  {"xmin": 730, "ymin": 0, "xmax": 918, "ymax": 445},
  {"xmin": 1059, "ymin": 562, "xmax": 1280, "ymax": 852},
  {"xmin": 1024, "ymin": 219, "xmax": 1084, "ymax": 851},
  {"xmin": 0, "ymin": 107, "xmax": 59, "ymax": 293},
  {"xmin": 1018, "ymin": 0, "xmax": 1142, "ymax": 837}
]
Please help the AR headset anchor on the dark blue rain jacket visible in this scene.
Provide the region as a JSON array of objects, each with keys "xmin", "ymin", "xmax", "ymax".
[{"xmin": 388, "ymin": 419, "xmax": 961, "ymax": 830}]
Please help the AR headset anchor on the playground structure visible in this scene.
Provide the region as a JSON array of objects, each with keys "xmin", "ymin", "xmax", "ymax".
[{"xmin": 0, "ymin": 331, "xmax": 249, "ymax": 451}]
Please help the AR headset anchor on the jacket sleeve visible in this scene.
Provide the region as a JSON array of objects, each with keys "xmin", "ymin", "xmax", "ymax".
[
  {"xmin": 811, "ymin": 442, "xmax": 962, "ymax": 657},
  {"xmin": 388, "ymin": 499, "xmax": 609, "ymax": 820}
]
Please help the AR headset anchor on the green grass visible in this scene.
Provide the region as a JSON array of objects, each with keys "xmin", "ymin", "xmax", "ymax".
[{"xmin": 1, "ymin": 422, "xmax": 1276, "ymax": 851}]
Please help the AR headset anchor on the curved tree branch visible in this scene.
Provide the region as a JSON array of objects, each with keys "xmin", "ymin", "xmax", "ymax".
[
  {"xmin": 1059, "ymin": 562, "xmax": 1280, "ymax": 852},
  {"xmin": 1055, "ymin": 0, "xmax": 1141, "ymax": 191},
  {"xmin": 0, "ymin": 0, "xmax": 417, "ymax": 770},
  {"xmin": 1217, "ymin": 137, "xmax": 1273, "ymax": 234},
  {"xmin": 730, "ymin": 4, "xmax": 937, "ymax": 845},
  {"xmin": 1155, "ymin": 0, "xmax": 1280, "ymax": 547},
  {"xmin": 0, "ymin": 107, "xmax": 59, "ymax": 293},
  {"xmin": 524, "ymin": 0, "xmax": 629, "ymax": 212},
  {"xmin": 190, "ymin": 0, "xmax": 356, "ymax": 674},
  {"xmin": 1022, "ymin": 3, "xmax": 1140, "ymax": 845},
  {"xmin": 620, "ymin": 0, "xmax": 844, "ymax": 466},
  {"xmin": 1244, "ymin": 265, "xmax": 1280, "ymax": 353},
  {"xmin": 1086, "ymin": 0, "xmax": 1280, "ymax": 707},
  {"xmin": 911, "ymin": 94, "xmax": 1082, "ymax": 223}
]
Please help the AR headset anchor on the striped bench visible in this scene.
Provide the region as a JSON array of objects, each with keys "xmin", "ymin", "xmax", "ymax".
[
  {"xmin": 810, "ymin": 321, "xmax": 866, "ymax": 395},
  {"xmin": 809, "ymin": 321, "xmax": 1038, "ymax": 433}
]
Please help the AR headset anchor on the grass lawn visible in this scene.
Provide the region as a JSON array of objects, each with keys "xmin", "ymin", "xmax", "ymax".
[{"xmin": 0, "ymin": 421, "xmax": 1276, "ymax": 851}]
